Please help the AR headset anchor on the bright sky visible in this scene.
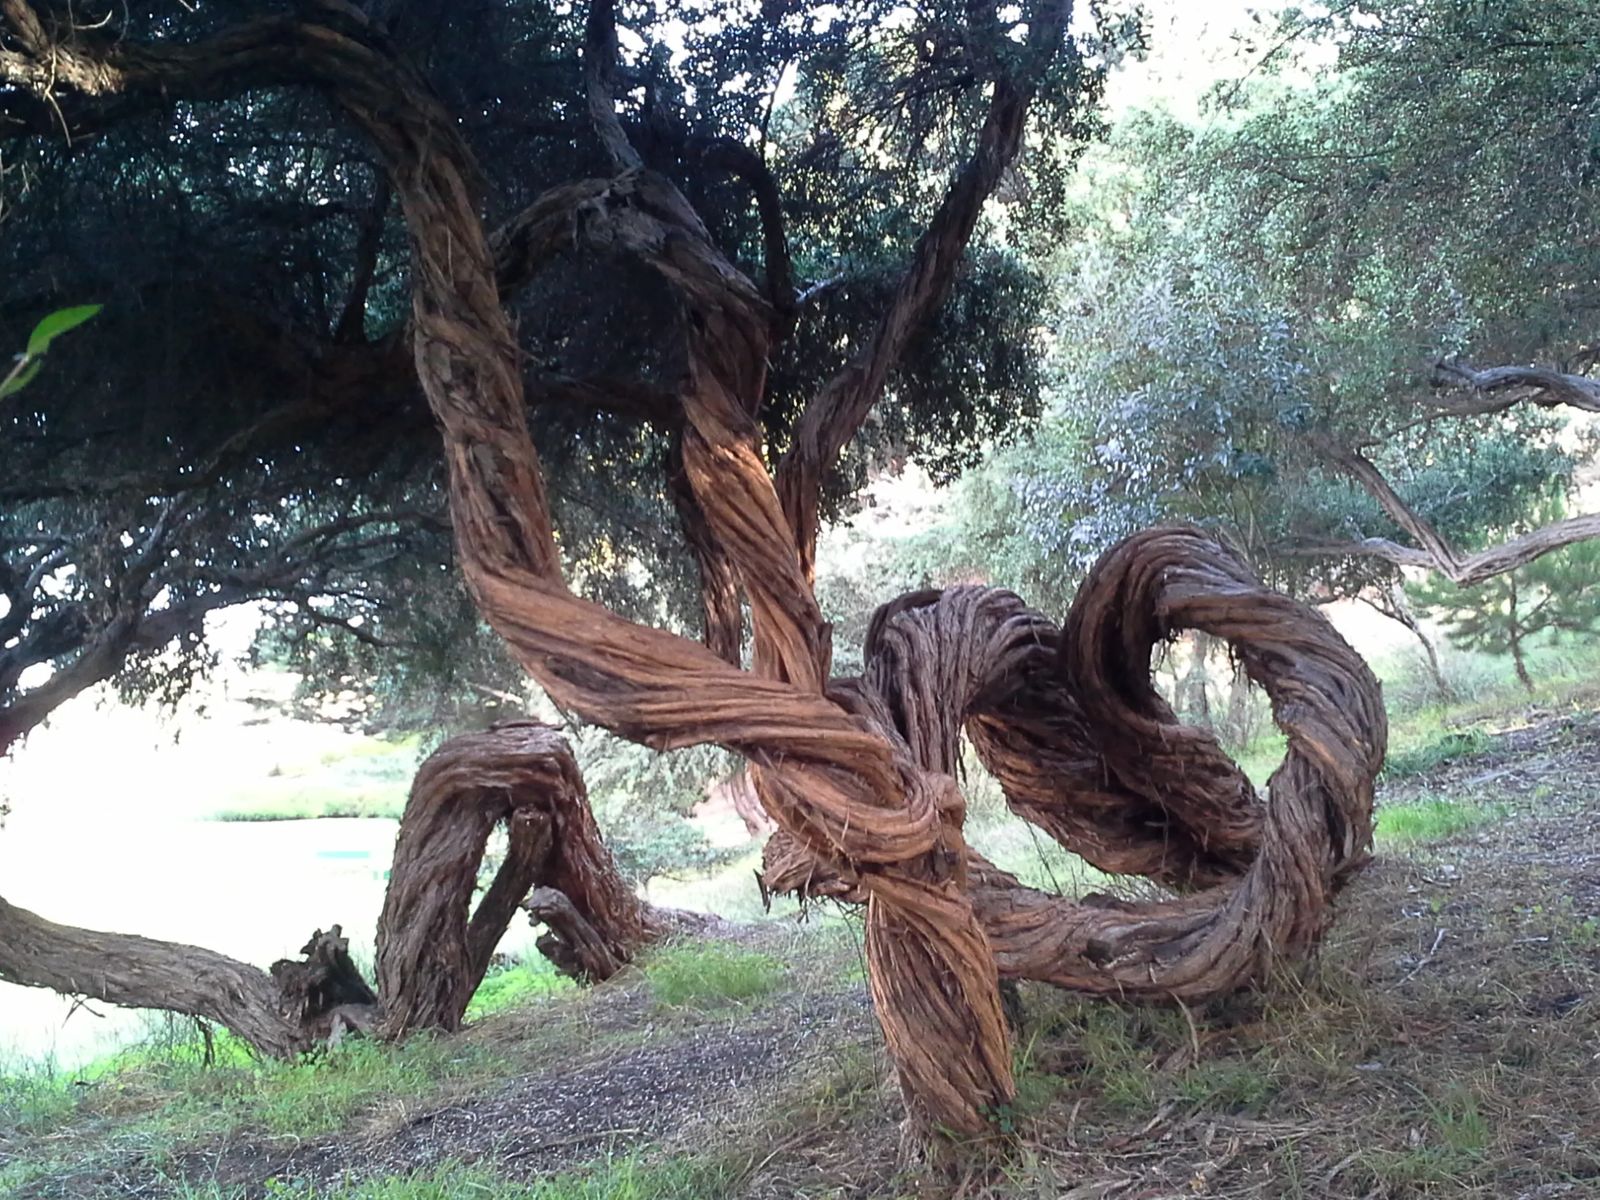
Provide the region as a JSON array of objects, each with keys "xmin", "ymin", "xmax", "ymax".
[{"xmin": 1106, "ymin": 1, "xmax": 1301, "ymax": 117}]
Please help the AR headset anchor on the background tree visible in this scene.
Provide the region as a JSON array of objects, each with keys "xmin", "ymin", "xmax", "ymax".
[
  {"xmin": 924, "ymin": 0, "xmax": 1600, "ymax": 670},
  {"xmin": 1409, "ymin": 515, "xmax": 1600, "ymax": 694}
]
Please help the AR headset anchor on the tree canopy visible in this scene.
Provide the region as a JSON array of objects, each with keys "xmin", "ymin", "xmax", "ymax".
[
  {"xmin": 937, "ymin": 0, "xmax": 1600, "ymax": 608},
  {"xmin": 0, "ymin": 0, "xmax": 1126, "ymax": 746}
]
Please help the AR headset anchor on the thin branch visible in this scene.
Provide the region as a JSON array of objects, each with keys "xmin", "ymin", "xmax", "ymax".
[
  {"xmin": 1296, "ymin": 441, "xmax": 1600, "ymax": 585},
  {"xmin": 676, "ymin": 134, "xmax": 796, "ymax": 330},
  {"xmin": 333, "ymin": 173, "xmax": 392, "ymax": 343},
  {"xmin": 583, "ymin": 0, "xmax": 642, "ymax": 173},
  {"xmin": 1429, "ymin": 359, "xmax": 1600, "ymax": 417},
  {"xmin": 772, "ymin": 0, "xmax": 1074, "ymax": 580}
]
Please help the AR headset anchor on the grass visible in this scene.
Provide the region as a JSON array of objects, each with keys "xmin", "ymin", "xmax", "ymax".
[
  {"xmin": 642, "ymin": 942, "xmax": 785, "ymax": 1009},
  {"xmin": 1354, "ymin": 1086, "xmax": 1493, "ymax": 1191},
  {"xmin": 1376, "ymin": 793, "xmax": 1512, "ymax": 845},
  {"xmin": 119, "ymin": 1032, "xmax": 497, "ymax": 1140},
  {"xmin": 465, "ymin": 957, "xmax": 573, "ymax": 1019},
  {"xmin": 208, "ymin": 734, "xmax": 421, "ymax": 821},
  {"xmin": 168, "ymin": 1154, "xmax": 738, "ymax": 1199},
  {"xmin": 1382, "ymin": 727, "xmax": 1492, "ymax": 778},
  {"xmin": 0, "ymin": 954, "xmax": 582, "ymax": 1172}
]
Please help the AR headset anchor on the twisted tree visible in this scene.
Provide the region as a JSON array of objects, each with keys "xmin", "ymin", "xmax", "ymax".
[{"xmin": 0, "ymin": 0, "xmax": 1385, "ymax": 1140}]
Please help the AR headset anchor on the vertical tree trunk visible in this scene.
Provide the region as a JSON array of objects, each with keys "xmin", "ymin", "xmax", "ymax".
[
  {"xmin": 1178, "ymin": 632, "xmax": 1215, "ymax": 730},
  {"xmin": 1223, "ymin": 662, "xmax": 1254, "ymax": 751},
  {"xmin": 1390, "ymin": 581, "xmax": 1453, "ymax": 700},
  {"xmin": 1507, "ymin": 576, "xmax": 1534, "ymax": 694}
]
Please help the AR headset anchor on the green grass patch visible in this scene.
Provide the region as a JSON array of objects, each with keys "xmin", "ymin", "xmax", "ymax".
[
  {"xmin": 1381, "ymin": 727, "xmax": 1491, "ymax": 779},
  {"xmin": 209, "ymin": 735, "xmax": 419, "ymax": 821},
  {"xmin": 1376, "ymin": 794, "xmax": 1511, "ymax": 846},
  {"xmin": 3, "ymin": 1023, "xmax": 500, "ymax": 1147},
  {"xmin": 162, "ymin": 1033, "xmax": 497, "ymax": 1139},
  {"xmin": 642, "ymin": 942, "xmax": 784, "ymax": 1009},
  {"xmin": 0, "ymin": 1057, "xmax": 82, "ymax": 1135},
  {"xmin": 1172, "ymin": 1056, "xmax": 1278, "ymax": 1113},
  {"xmin": 169, "ymin": 1153, "xmax": 737, "ymax": 1199},
  {"xmin": 466, "ymin": 957, "xmax": 572, "ymax": 1020},
  {"xmin": 1355, "ymin": 1089, "xmax": 1491, "ymax": 1191}
]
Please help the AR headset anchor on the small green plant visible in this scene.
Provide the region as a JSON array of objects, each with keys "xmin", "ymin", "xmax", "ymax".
[
  {"xmin": 1356, "ymin": 1088, "xmax": 1491, "ymax": 1190},
  {"xmin": 1410, "ymin": 520, "xmax": 1600, "ymax": 695},
  {"xmin": 1174, "ymin": 1057, "xmax": 1277, "ymax": 1112},
  {"xmin": 0, "ymin": 1055, "xmax": 81, "ymax": 1135},
  {"xmin": 643, "ymin": 942, "xmax": 784, "ymax": 1009},
  {"xmin": 1376, "ymin": 795, "xmax": 1510, "ymax": 845},
  {"xmin": 1381, "ymin": 728, "xmax": 1491, "ymax": 778},
  {"xmin": 466, "ymin": 957, "xmax": 572, "ymax": 1019},
  {"xmin": 1, "ymin": 304, "xmax": 101, "ymax": 400}
]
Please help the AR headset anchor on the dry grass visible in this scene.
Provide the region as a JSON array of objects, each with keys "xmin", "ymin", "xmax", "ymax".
[
  {"xmin": 667, "ymin": 711, "xmax": 1600, "ymax": 1200},
  {"xmin": 4, "ymin": 715, "xmax": 1598, "ymax": 1200}
]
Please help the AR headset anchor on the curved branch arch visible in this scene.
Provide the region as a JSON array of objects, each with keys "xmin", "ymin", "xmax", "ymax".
[{"xmin": 0, "ymin": 2, "xmax": 1385, "ymax": 1142}]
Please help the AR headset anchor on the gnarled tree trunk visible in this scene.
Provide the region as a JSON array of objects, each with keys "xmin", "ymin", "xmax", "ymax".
[
  {"xmin": 0, "ymin": 899, "xmax": 375, "ymax": 1059},
  {"xmin": 0, "ymin": 2, "xmax": 1387, "ymax": 1144},
  {"xmin": 764, "ymin": 528, "xmax": 1383, "ymax": 1002},
  {"xmin": 376, "ymin": 721, "xmax": 667, "ymax": 1037}
]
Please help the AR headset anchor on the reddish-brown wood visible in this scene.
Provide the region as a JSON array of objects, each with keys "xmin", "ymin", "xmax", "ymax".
[{"xmin": 0, "ymin": 3, "xmax": 1387, "ymax": 1143}]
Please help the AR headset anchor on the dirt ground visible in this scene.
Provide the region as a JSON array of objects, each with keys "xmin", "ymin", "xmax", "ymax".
[{"xmin": 9, "ymin": 710, "xmax": 1600, "ymax": 1199}]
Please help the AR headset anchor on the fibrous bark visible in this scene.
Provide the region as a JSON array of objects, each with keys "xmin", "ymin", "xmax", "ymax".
[
  {"xmin": 0, "ymin": 897, "xmax": 375, "ymax": 1059},
  {"xmin": 376, "ymin": 721, "xmax": 665, "ymax": 1037},
  {"xmin": 0, "ymin": 2, "xmax": 1386, "ymax": 1142},
  {"xmin": 765, "ymin": 528, "xmax": 1383, "ymax": 1003}
]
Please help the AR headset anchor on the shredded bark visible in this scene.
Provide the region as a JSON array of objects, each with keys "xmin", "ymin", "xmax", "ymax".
[{"xmin": 0, "ymin": 2, "xmax": 1386, "ymax": 1141}]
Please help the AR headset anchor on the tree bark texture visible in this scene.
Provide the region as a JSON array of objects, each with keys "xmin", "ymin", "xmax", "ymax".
[
  {"xmin": 0, "ymin": 723, "xmax": 663, "ymax": 1058},
  {"xmin": 764, "ymin": 528, "xmax": 1385, "ymax": 1002},
  {"xmin": 0, "ymin": 2, "xmax": 1386, "ymax": 1139},
  {"xmin": 376, "ymin": 722, "xmax": 665, "ymax": 1037},
  {"xmin": 0, "ymin": 898, "xmax": 374, "ymax": 1059}
]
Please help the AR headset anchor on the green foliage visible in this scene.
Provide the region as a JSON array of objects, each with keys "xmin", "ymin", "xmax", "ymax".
[
  {"xmin": 0, "ymin": 1056, "xmax": 82, "ymax": 1135},
  {"xmin": 4, "ymin": 1022, "xmax": 501, "ymax": 1145},
  {"xmin": 1410, "ymin": 538, "xmax": 1600, "ymax": 689},
  {"xmin": 1376, "ymin": 796, "xmax": 1511, "ymax": 845},
  {"xmin": 643, "ymin": 942, "xmax": 785, "ymax": 1010},
  {"xmin": 567, "ymin": 728, "xmax": 745, "ymax": 884},
  {"xmin": 1, "ymin": 0, "xmax": 1124, "ymax": 735},
  {"xmin": 0, "ymin": 304, "xmax": 100, "ymax": 400},
  {"xmin": 25, "ymin": 305, "xmax": 102, "ymax": 357},
  {"xmin": 937, "ymin": 0, "xmax": 1599, "ymax": 603},
  {"xmin": 465, "ymin": 958, "xmax": 572, "ymax": 1020}
]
